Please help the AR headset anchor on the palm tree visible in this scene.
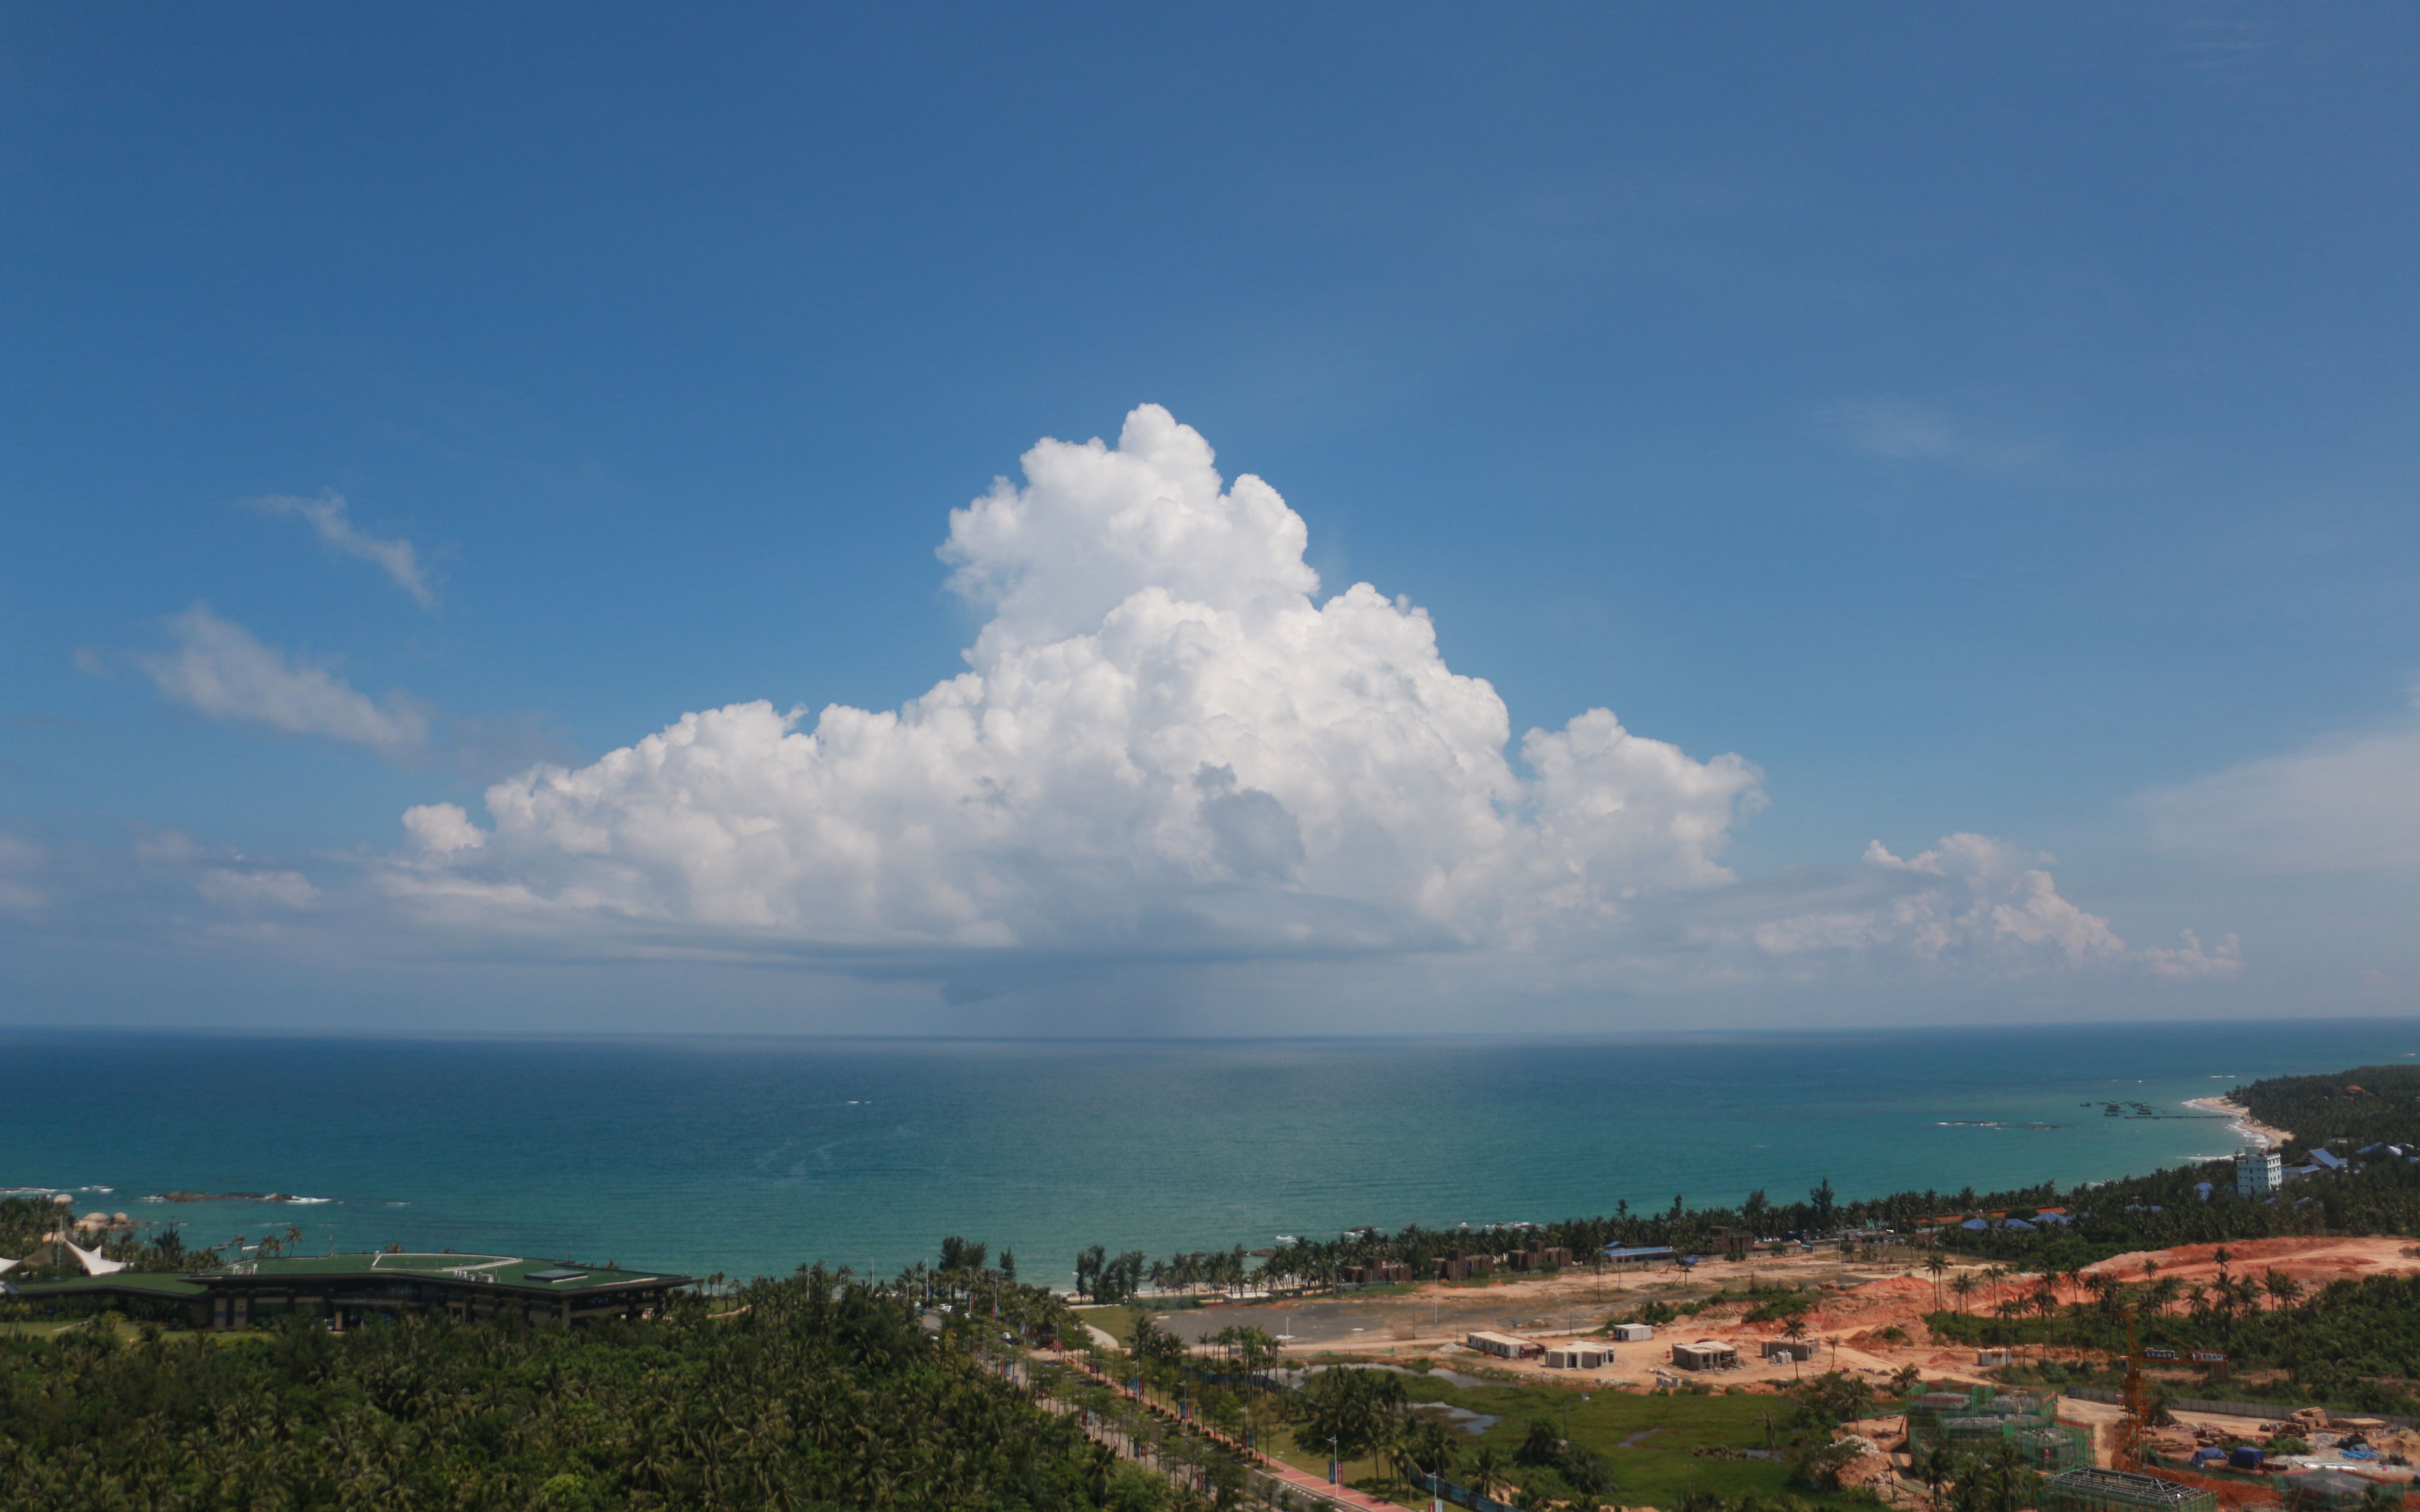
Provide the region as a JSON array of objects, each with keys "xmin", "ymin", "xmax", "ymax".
[
  {"xmin": 1403, "ymin": 1420, "xmax": 1459, "ymax": 1490},
  {"xmin": 2230, "ymin": 1275, "xmax": 2264, "ymax": 1327},
  {"xmin": 2029, "ymin": 1286, "xmax": 2060, "ymax": 1361},
  {"xmin": 1922, "ymin": 1441, "xmax": 1958, "ymax": 1511},
  {"xmin": 1978, "ymin": 1264, "xmax": 2006, "ymax": 1309},
  {"xmin": 1468, "ymin": 1444, "xmax": 1512, "ymax": 1501},
  {"xmin": 1926, "ymin": 1252, "xmax": 1950, "ymax": 1310},
  {"xmin": 1992, "ymin": 1298, "xmax": 2022, "ymax": 1348},
  {"xmin": 1949, "ymin": 1273, "xmax": 1978, "ymax": 1315},
  {"xmin": 2263, "ymin": 1269, "xmax": 2302, "ymax": 1313}
]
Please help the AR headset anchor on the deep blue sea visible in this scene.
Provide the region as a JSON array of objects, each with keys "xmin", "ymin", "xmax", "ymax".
[{"xmin": 3, "ymin": 1021, "xmax": 2412, "ymax": 1289}]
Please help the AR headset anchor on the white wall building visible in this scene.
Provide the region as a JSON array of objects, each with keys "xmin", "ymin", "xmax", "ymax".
[{"xmin": 2236, "ymin": 1146, "xmax": 2282, "ymax": 1198}]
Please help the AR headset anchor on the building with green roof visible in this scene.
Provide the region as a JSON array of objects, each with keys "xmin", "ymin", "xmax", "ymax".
[
  {"xmin": 3, "ymin": 1271, "xmax": 211, "ymax": 1322},
  {"xmin": 6, "ymin": 1251, "xmax": 690, "ymax": 1331}
]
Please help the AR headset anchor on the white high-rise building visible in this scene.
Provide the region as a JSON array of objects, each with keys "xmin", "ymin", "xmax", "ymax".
[{"xmin": 2236, "ymin": 1146, "xmax": 2282, "ymax": 1198}]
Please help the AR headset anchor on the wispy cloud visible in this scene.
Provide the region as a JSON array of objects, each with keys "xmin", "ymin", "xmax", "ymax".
[
  {"xmin": 133, "ymin": 604, "xmax": 433, "ymax": 763},
  {"xmin": 2174, "ymin": 10, "xmax": 2274, "ymax": 79},
  {"xmin": 194, "ymin": 866, "xmax": 320, "ymax": 910},
  {"xmin": 249, "ymin": 490, "xmax": 439, "ymax": 609},
  {"xmin": 1815, "ymin": 398, "xmax": 2053, "ymax": 471},
  {"xmin": 2137, "ymin": 687, "xmax": 2420, "ymax": 872}
]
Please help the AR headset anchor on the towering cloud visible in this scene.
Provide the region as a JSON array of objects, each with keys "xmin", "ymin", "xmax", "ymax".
[
  {"xmin": 395, "ymin": 406, "xmax": 1761, "ymax": 958},
  {"xmin": 378, "ymin": 406, "xmax": 2233, "ymax": 998}
]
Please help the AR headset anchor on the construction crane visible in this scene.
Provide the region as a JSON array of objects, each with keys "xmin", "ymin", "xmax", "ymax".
[{"xmin": 2112, "ymin": 1306, "xmax": 2156, "ymax": 1468}]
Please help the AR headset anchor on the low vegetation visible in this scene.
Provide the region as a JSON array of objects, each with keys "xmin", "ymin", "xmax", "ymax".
[
  {"xmin": 0, "ymin": 1263, "xmax": 1134, "ymax": 1510},
  {"xmin": 1932, "ymin": 1267, "xmax": 2420, "ymax": 1416}
]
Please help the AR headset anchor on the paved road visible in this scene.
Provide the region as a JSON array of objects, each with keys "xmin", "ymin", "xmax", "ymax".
[
  {"xmin": 1039, "ymin": 1351, "xmax": 1419, "ymax": 1511},
  {"xmin": 1147, "ymin": 1288, "xmax": 1622, "ymax": 1349}
]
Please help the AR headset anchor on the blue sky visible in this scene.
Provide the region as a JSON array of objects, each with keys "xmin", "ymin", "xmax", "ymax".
[{"xmin": 3, "ymin": 4, "xmax": 2414, "ymax": 1033}]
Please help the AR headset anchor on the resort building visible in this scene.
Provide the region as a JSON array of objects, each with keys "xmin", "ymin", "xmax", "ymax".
[
  {"xmin": 0, "ymin": 1271, "xmax": 211, "ymax": 1323},
  {"xmin": 2236, "ymin": 1148, "xmax": 2283, "ymax": 1198},
  {"xmin": 2039, "ymin": 1469, "xmax": 2215, "ymax": 1512},
  {"xmin": 1669, "ymin": 1340, "xmax": 1738, "ymax": 1371},
  {"xmin": 1465, "ymin": 1329, "xmax": 1543, "ymax": 1360},
  {"xmin": 1435, "ymin": 1254, "xmax": 1496, "ymax": 1282},
  {"xmin": 1342, "ymin": 1261, "xmax": 1412, "ymax": 1285},
  {"xmin": 4, "ymin": 1251, "xmax": 690, "ymax": 1331}
]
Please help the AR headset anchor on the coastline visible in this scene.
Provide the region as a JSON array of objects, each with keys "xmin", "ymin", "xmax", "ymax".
[
  {"xmin": 2186, "ymin": 1094, "xmax": 2291, "ymax": 1151},
  {"xmin": 11, "ymin": 1026, "xmax": 2392, "ymax": 1282}
]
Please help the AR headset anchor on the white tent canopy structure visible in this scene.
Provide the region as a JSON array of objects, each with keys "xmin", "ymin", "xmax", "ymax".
[{"xmin": 63, "ymin": 1238, "xmax": 126, "ymax": 1276}]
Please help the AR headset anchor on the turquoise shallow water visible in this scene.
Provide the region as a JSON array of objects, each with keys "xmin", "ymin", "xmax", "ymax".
[{"xmin": 2, "ymin": 1020, "xmax": 2411, "ymax": 1287}]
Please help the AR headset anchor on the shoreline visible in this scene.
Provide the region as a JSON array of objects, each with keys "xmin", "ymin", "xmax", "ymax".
[{"xmin": 2185, "ymin": 1095, "xmax": 2291, "ymax": 1151}]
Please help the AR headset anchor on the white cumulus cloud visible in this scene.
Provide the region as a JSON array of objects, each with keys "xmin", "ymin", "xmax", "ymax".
[
  {"xmin": 393, "ymin": 406, "xmax": 1762, "ymax": 960},
  {"xmin": 1862, "ymin": 834, "xmax": 2124, "ymax": 966},
  {"xmin": 2139, "ymin": 928, "xmax": 2243, "ymax": 980},
  {"xmin": 137, "ymin": 605, "xmax": 431, "ymax": 762},
  {"xmin": 402, "ymin": 803, "xmax": 487, "ymax": 856},
  {"xmin": 372, "ymin": 406, "xmax": 2232, "ymax": 1003},
  {"xmin": 1681, "ymin": 834, "xmax": 2232, "ymax": 981},
  {"xmin": 1721, "ymin": 834, "xmax": 2127, "ymax": 970},
  {"xmin": 250, "ymin": 491, "xmax": 438, "ymax": 608}
]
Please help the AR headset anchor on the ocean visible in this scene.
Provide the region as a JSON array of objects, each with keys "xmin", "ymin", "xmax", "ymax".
[{"xmin": 2, "ymin": 1020, "xmax": 2410, "ymax": 1289}]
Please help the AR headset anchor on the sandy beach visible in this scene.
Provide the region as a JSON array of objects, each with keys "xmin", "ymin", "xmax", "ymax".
[{"xmin": 2186, "ymin": 1095, "xmax": 2292, "ymax": 1151}]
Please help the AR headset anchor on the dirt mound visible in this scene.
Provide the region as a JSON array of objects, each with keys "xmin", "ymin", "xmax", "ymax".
[
  {"xmin": 2087, "ymin": 1235, "xmax": 2420, "ymax": 1288},
  {"xmin": 1851, "ymin": 1275, "xmax": 1940, "ymax": 1300}
]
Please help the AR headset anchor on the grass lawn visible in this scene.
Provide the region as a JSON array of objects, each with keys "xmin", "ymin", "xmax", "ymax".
[
  {"xmin": 1260, "ymin": 1438, "xmax": 1417, "ymax": 1509},
  {"xmin": 0, "ymin": 1317, "xmax": 246, "ymax": 1346},
  {"xmin": 1074, "ymin": 1304, "xmax": 1141, "ymax": 1345},
  {"xmin": 1393, "ymin": 1374, "xmax": 1880, "ymax": 1510},
  {"xmin": 0, "ymin": 1319, "xmax": 99, "ymax": 1340}
]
